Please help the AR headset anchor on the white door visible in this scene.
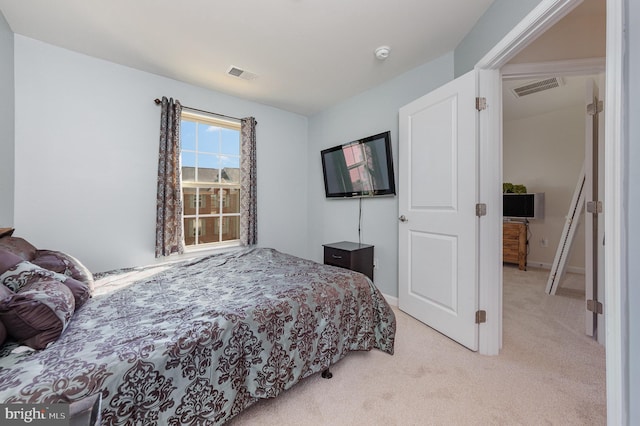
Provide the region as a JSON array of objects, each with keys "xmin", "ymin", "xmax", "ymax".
[
  {"xmin": 584, "ymin": 76, "xmax": 606, "ymax": 343},
  {"xmin": 398, "ymin": 70, "xmax": 479, "ymax": 351}
]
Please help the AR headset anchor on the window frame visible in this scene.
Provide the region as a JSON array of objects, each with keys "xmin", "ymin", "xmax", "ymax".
[{"xmin": 180, "ymin": 111, "xmax": 242, "ymax": 251}]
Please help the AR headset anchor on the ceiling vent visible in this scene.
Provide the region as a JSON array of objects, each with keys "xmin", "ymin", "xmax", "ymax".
[
  {"xmin": 227, "ymin": 66, "xmax": 258, "ymax": 81},
  {"xmin": 511, "ymin": 77, "xmax": 563, "ymax": 98}
]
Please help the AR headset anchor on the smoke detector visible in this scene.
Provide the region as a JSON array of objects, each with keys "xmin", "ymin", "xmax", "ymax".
[
  {"xmin": 227, "ymin": 66, "xmax": 258, "ymax": 80},
  {"xmin": 374, "ymin": 46, "xmax": 391, "ymax": 60}
]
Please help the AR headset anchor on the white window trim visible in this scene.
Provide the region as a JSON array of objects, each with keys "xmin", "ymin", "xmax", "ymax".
[{"xmin": 181, "ymin": 112, "xmax": 242, "ymax": 250}]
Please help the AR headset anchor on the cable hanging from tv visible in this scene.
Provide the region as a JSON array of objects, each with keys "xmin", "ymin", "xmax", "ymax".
[{"xmin": 358, "ymin": 197, "xmax": 363, "ymax": 245}]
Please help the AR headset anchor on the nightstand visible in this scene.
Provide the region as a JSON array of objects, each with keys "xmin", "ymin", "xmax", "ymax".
[{"xmin": 323, "ymin": 241, "xmax": 374, "ymax": 281}]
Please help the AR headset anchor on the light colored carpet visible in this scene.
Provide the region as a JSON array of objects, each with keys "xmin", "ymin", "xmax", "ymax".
[{"xmin": 227, "ymin": 266, "xmax": 606, "ymax": 425}]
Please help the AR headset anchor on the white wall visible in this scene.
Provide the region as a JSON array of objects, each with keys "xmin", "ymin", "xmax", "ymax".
[
  {"xmin": 0, "ymin": 11, "xmax": 13, "ymax": 226},
  {"xmin": 307, "ymin": 53, "xmax": 455, "ymax": 298},
  {"xmin": 13, "ymin": 35, "xmax": 309, "ymax": 273},
  {"xmin": 454, "ymin": 0, "xmax": 544, "ymax": 77},
  {"xmin": 503, "ymin": 104, "xmax": 586, "ymax": 270}
]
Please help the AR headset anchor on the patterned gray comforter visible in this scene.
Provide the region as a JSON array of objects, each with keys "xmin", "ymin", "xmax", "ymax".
[{"xmin": 0, "ymin": 247, "xmax": 396, "ymax": 424}]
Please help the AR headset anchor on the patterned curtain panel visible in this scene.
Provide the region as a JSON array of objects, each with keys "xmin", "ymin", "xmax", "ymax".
[
  {"xmin": 155, "ymin": 97, "xmax": 185, "ymax": 257},
  {"xmin": 240, "ymin": 117, "xmax": 257, "ymax": 246}
]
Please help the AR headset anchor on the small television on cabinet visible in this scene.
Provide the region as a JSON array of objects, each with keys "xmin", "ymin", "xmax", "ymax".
[
  {"xmin": 321, "ymin": 131, "xmax": 396, "ymax": 198},
  {"xmin": 503, "ymin": 193, "xmax": 545, "ymax": 220}
]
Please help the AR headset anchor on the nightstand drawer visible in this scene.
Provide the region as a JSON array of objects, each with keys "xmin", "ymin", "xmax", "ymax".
[
  {"xmin": 323, "ymin": 247, "xmax": 351, "ymax": 268},
  {"xmin": 503, "ymin": 240, "xmax": 520, "ymax": 262},
  {"xmin": 503, "ymin": 239, "xmax": 520, "ymax": 251},
  {"xmin": 503, "ymin": 223, "xmax": 522, "ymax": 239}
]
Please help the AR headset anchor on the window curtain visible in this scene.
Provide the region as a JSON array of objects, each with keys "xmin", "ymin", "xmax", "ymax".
[
  {"xmin": 155, "ymin": 97, "xmax": 184, "ymax": 257},
  {"xmin": 240, "ymin": 117, "xmax": 257, "ymax": 246}
]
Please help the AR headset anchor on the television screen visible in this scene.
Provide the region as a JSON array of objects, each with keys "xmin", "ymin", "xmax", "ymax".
[
  {"xmin": 321, "ymin": 131, "xmax": 396, "ymax": 198},
  {"xmin": 503, "ymin": 193, "xmax": 545, "ymax": 220}
]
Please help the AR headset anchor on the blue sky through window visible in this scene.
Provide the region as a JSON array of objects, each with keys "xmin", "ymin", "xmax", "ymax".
[
  {"xmin": 181, "ymin": 120, "xmax": 196, "ymax": 151},
  {"xmin": 181, "ymin": 120, "xmax": 240, "ymax": 169}
]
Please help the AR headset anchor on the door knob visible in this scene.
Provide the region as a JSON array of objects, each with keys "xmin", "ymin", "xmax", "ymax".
[{"xmin": 399, "ymin": 215, "xmax": 408, "ymax": 222}]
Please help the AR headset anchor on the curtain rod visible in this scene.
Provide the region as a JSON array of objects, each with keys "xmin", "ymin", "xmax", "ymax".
[{"xmin": 154, "ymin": 98, "xmax": 242, "ymax": 122}]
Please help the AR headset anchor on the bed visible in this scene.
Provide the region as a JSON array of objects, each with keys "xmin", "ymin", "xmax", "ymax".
[{"xmin": 0, "ymin": 238, "xmax": 396, "ymax": 425}]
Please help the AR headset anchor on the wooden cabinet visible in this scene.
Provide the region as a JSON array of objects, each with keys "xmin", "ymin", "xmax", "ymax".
[
  {"xmin": 323, "ymin": 241, "xmax": 374, "ymax": 281},
  {"xmin": 503, "ymin": 221, "xmax": 527, "ymax": 270}
]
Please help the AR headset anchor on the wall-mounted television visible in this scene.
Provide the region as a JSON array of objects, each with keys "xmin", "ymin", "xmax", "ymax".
[
  {"xmin": 503, "ymin": 193, "xmax": 545, "ymax": 220},
  {"xmin": 321, "ymin": 131, "xmax": 396, "ymax": 198}
]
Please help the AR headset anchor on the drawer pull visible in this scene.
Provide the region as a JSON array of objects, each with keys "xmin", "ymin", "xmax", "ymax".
[{"xmin": 332, "ymin": 254, "xmax": 343, "ymax": 259}]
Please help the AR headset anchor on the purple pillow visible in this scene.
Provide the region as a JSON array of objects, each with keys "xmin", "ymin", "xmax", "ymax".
[
  {"xmin": 0, "ymin": 249, "xmax": 24, "ymax": 274},
  {"xmin": 0, "ymin": 236, "xmax": 37, "ymax": 261},
  {"xmin": 0, "ymin": 278, "xmax": 75, "ymax": 350},
  {"xmin": 32, "ymin": 249, "xmax": 94, "ymax": 295},
  {"xmin": 0, "ymin": 250, "xmax": 90, "ymax": 309},
  {"xmin": 0, "ymin": 320, "xmax": 6, "ymax": 346},
  {"xmin": 0, "ymin": 284, "xmax": 13, "ymax": 346}
]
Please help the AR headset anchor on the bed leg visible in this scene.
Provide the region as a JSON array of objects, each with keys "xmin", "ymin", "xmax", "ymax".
[{"xmin": 321, "ymin": 368, "xmax": 333, "ymax": 379}]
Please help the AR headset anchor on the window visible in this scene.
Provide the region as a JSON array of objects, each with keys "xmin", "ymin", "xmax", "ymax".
[{"xmin": 181, "ymin": 111, "xmax": 241, "ymax": 248}]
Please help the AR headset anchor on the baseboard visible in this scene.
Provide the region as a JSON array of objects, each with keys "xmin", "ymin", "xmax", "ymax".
[
  {"xmin": 524, "ymin": 260, "xmax": 585, "ymax": 275},
  {"xmin": 383, "ymin": 293, "xmax": 398, "ymax": 307}
]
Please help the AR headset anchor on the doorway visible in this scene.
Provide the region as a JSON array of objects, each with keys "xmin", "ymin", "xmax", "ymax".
[
  {"xmin": 473, "ymin": 0, "xmax": 624, "ymax": 422},
  {"xmin": 502, "ymin": 70, "xmax": 605, "ymax": 336},
  {"xmin": 501, "ymin": 72, "xmax": 601, "ymax": 337},
  {"xmin": 500, "ymin": 0, "xmax": 606, "ymax": 340},
  {"xmin": 398, "ymin": 0, "xmax": 624, "ymax": 420}
]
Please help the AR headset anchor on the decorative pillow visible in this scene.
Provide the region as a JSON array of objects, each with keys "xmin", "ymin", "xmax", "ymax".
[
  {"xmin": 0, "ymin": 281, "xmax": 12, "ymax": 297},
  {"xmin": 0, "ymin": 249, "xmax": 22, "ymax": 274},
  {"xmin": 0, "ymin": 284, "xmax": 13, "ymax": 346},
  {"xmin": 32, "ymin": 249, "xmax": 95, "ymax": 294},
  {"xmin": 0, "ymin": 320, "xmax": 6, "ymax": 346},
  {"xmin": 0, "ymin": 236, "xmax": 37, "ymax": 261},
  {"xmin": 0, "ymin": 281, "xmax": 13, "ymax": 302},
  {"xmin": 0, "ymin": 278, "xmax": 75, "ymax": 350},
  {"xmin": 0, "ymin": 250, "xmax": 90, "ymax": 309}
]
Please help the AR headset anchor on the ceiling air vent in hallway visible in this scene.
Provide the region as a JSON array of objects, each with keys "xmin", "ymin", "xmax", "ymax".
[
  {"xmin": 227, "ymin": 66, "xmax": 258, "ymax": 81},
  {"xmin": 511, "ymin": 77, "xmax": 563, "ymax": 98}
]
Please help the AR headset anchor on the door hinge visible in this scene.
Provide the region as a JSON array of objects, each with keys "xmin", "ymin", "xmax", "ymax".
[
  {"xmin": 476, "ymin": 97, "xmax": 487, "ymax": 111},
  {"xmin": 587, "ymin": 300, "xmax": 604, "ymax": 315},
  {"xmin": 586, "ymin": 201, "xmax": 603, "ymax": 214},
  {"xmin": 587, "ymin": 100, "xmax": 604, "ymax": 116},
  {"xmin": 476, "ymin": 203, "xmax": 487, "ymax": 217},
  {"xmin": 475, "ymin": 310, "xmax": 487, "ymax": 324}
]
